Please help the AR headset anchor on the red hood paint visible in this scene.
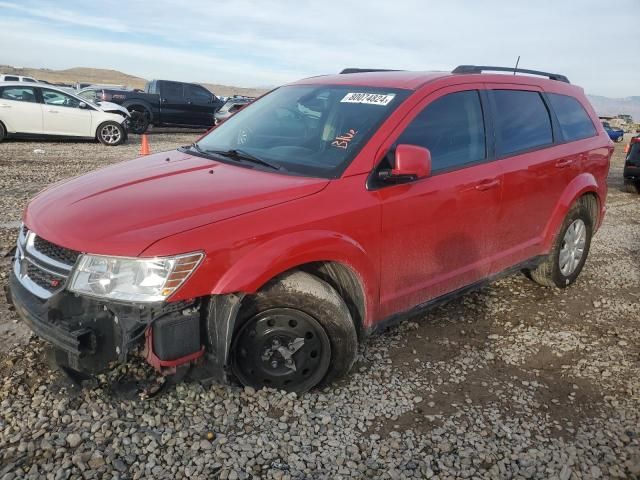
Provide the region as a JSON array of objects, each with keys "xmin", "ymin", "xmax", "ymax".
[{"xmin": 24, "ymin": 150, "xmax": 328, "ymax": 256}]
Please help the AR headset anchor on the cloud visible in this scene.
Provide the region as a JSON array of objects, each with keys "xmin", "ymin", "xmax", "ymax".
[{"xmin": 0, "ymin": 0, "xmax": 638, "ymax": 96}]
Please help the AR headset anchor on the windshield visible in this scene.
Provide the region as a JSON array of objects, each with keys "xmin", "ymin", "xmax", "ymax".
[{"xmin": 194, "ymin": 84, "xmax": 409, "ymax": 178}]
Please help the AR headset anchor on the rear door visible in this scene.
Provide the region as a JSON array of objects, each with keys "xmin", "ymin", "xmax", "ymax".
[
  {"xmin": 41, "ymin": 88, "xmax": 93, "ymax": 136},
  {"xmin": 0, "ymin": 85, "xmax": 43, "ymax": 133},
  {"xmin": 377, "ymin": 85, "xmax": 503, "ymax": 318},
  {"xmin": 184, "ymin": 84, "xmax": 216, "ymax": 126},
  {"xmin": 157, "ymin": 81, "xmax": 188, "ymax": 125},
  {"xmin": 486, "ymin": 85, "xmax": 565, "ymax": 272}
]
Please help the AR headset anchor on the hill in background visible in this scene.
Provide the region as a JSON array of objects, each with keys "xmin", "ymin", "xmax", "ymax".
[
  {"xmin": 1, "ymin": 65, "xmax": 638, "ymax": 120},
  {"xmin": 0, "ymin": 65, "xmax": 269, "ymax": 98}
]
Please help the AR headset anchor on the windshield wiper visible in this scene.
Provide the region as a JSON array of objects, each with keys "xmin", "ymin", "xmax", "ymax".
[{"xmin": 207, "ymin": 148, "xmax": 282, "ymax": 171}]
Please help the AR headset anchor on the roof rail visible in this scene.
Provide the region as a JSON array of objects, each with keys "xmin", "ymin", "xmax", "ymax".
[
  {"xmin": 452, "ymin": 65, "xmax": 570, "ymax": 84},
  {"xmin": 339, "ymin": 68, "xmax": 401, "ymax": 74}
]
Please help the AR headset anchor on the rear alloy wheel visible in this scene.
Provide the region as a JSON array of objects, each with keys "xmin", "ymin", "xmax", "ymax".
[
  {"xmin": 527, "ymin": 201, "xmax": 593, "ymax": 288},
  {"xmin": 231, "ymin": 271, "xmax": 358, "ymax": 393},
  {"xmin": 97, "ymin": 121, "xmax": 125, "ymax": 146}
]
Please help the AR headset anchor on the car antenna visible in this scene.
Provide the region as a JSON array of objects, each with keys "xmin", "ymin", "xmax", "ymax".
[{"xmin": 513, "ymin": 55, "xmax": 521, "ymax": 75}]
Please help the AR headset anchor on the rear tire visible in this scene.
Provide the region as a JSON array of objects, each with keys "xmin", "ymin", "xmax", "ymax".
[
  {"xmin": 527, "ymin": 201, "xmax": 593, "ymax": 288},
  {"xmin": 230, "ymin": 271, "xmax": 358, "ymax": 393},
  {"xmin": 97, "ymin": 121, "xmax": 125, "ymax": 146},
  {"xmin": 624, "ymin": 179, "xmax": 640, "ymax": 194},
  {"xmin": 0, "ymin": 122, "xmax": 5, "ymax": 143}
]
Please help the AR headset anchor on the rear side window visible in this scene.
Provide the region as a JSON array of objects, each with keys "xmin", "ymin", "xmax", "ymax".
[
  {"xmin": 162, "ymin": 82, "xmax": 184, "ymax": 100},
  {"xmin": 397, "ymin": 90, "xmax": 486, "ymax": 173},
  {"xmin": 547, "ymin": 93, "xmax": 596, "ymax": 141},
  {"xmin": 3, "ymin": 75, "xmax": 19, "ymax": 81},
  {"xmin": 493, "ymin": 90, "xmax": 552, "ymax": 156},
  {"xmin": 0, "ymin": 86, "xmax": 37, "ymax": 102}
]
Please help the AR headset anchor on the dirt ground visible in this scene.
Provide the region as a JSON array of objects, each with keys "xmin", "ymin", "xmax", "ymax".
[{"xmin": 0, "ymin": 132, "xmax": 638, "ymax": 479}]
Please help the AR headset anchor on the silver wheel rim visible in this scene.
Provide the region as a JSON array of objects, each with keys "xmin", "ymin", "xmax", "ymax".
[
  {"xmin": 559, "ymin": 219, "xmax": 586, "ymax": 276},
  {"xmin": 101, "ymin": 124, "xmax": 121, "ymax": 144}
]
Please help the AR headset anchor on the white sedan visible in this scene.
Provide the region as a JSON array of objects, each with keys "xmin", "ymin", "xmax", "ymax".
[{"xmin": 0, "ymin": 82, "xmax": 129, "ymax": 145}]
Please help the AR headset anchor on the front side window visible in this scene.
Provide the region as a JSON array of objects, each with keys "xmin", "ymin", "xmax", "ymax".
[
  {"xmin": 396, "ymin": 90, "xmax": 486, "ymax": 173},
  {"xmin": 187, "ymin": 84, "xmax": 212, "ymax": 104},
  {"xmin": 493, "ymin": 90, "xmax": 552, "ymax": 156},
  {"xmin": 78, "ymin": 89, "xmax": 98, "ymax": 102},
  {"xmin": 42, "ymin": 88, "xmax": 83, "ymax": 108},
  {"xmin": 195, "ymin": 85, "xmax": 409, "ymax": 178},
  {"xmin": 547, "ymin": 93, "xmax": 596, "ymax": 142},
  {"xmin": 23, "ymin": 77, "xmax": 37, "ymax": 83},
  {"xmin": 0, "ymin": 86, "xmax": 37, "ymax": 103}
]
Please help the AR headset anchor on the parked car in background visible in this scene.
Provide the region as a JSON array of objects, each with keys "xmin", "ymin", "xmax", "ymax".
[
  {"xmin": 0, "ymin": 74, "xmax": 38, "ymax": 83},
  {"xmin": 623, "ymin": 135, "xmax": 640, "ymax": 193},
  {"xmin": 0, "ymin": 82, "xmax": 129, "ymax": 145},
  {"xmin": 214, "ymin": 96, "xmax": 253, "ymax": 125},
  {"xmin": 78, "ymin": 80, "xmax": 224, "ymax": 134},
  {"xmin": 602, "ymin": 121, "xmax": 625, "ymax": 142},
  {"xmin": 7, "ymin": 65, "xmax": 613, "ymax": 393}
]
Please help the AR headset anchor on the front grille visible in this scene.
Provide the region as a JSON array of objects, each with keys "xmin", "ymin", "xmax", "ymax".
[
  {"xmin": 14, "ymin": 226, "xmax": 80, "ymax": 299},
  {"xmin": 33, "ymin": 236, "xmax": 80, "ymax": 266},
  {"xmin": 26, "ymin": 262, "xmax": 66, "ymax": 291}
]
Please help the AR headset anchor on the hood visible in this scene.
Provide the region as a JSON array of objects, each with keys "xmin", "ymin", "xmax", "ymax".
[
  {"xmin": 96, "ymin": 101, "xmax": 130, "ymax": 116},
  {"xmin": 25, "ymin": 150, "xmax": 329, "ymax": 256}
]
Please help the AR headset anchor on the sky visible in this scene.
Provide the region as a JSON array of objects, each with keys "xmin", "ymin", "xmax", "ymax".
[{"xmin": 0, "ymin": 0, "xmax": 638, "ymax": 98}]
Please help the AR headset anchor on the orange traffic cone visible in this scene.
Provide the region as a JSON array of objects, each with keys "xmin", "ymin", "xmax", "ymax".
[{"xmin": 140, "ymin": 134, "xmax": 151, "ymax": 156}]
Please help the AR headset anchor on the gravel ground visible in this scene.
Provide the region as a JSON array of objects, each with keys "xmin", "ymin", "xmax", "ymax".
[{"xmin": 0, "ymin": 133, "xmax": 638, "ymax": 479}]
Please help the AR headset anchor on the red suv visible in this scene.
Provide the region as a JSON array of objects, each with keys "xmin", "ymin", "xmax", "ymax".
[{"xmin": 7, "ymin": 65, "xmax": 613, "ymax": 393}]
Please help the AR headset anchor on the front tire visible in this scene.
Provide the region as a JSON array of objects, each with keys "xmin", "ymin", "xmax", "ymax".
[
  {"xmin": 526, "ymin": 201, "xmax": 593, "ymax": 288},
  {"xmin": 230, "ymin": 271, "xmax": 358, "ymax": 393},
  {"xmin": 97, "ymin": 121, "xmax": 125, "ymax": 146},
  {"xmin": 0, "ymin": 122, "xmax": 6, "ymax": 143},
  {"xmin": 128, "ymin": 109, "xmax": 150, "ymax": 134}
]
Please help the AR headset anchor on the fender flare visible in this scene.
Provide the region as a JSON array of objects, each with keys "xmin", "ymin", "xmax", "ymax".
[
  {"xmin": 211, "ymin": 230, "xmax": 377, "ymax": 324},
  {"xmin": 541, "ymin": 173, "xmax": 601, "ymax": 251}
]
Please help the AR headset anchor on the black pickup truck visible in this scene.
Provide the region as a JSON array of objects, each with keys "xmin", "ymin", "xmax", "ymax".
[{"xmin": 77, "ymin": 80, "xmax": 224, "ymax": 133}]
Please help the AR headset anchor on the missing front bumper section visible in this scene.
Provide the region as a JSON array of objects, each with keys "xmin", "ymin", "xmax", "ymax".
[{"xmin": 7, "ymin": 270, "xmax": 244, "ymax": 385}]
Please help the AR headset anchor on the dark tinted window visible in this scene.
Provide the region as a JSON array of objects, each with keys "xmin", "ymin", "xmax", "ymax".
[
  {"xmin": 0, "ymin": 86, "xmax": 37, "ymax": 102},
  {"xmin": 3, "ymin": 76, "xmax": 19, "ymax": 81},
  {"xmin": 396, "ymin": 90, "xmax": 486, "ymax": 172},
  {"xmin": 162, "ymin": 82, "xmax": 184, "ymax": 100},
  {"xmin": 493, "ymin": 90, "xmax": 552, "ymax": 156},
  {"xmin": 186, "ymin": 84, "xmax": 212, "ymax": 104},
  {"xmin": 547, "ymin": 93, "xmax": 596, "ymax": 141}
]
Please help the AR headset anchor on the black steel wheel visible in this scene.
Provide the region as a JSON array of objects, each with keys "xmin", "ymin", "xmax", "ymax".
[
  {"xmin": 230, "ymin": 271, "xmax": 358, "ymax": 393},
  {"xmin": 232, "ymin": 308, "xmax": 331, "ymax": 392}
]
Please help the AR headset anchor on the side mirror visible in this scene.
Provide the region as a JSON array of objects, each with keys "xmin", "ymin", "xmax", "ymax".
[
  {"xmin": 379, "ymin": 144, "xmax": 432, "ymax": 183},
  {"xmin": 78, "ymin": 102, "xmax": 87, "ymax": 109}
]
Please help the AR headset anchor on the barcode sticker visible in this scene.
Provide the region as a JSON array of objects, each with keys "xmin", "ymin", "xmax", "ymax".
[{"xmin": 340, "ymin": 92, "xmax": 396, "ymax": 106}]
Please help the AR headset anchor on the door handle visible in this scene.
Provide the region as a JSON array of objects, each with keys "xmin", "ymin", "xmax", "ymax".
[
  {"xmin": 47, "ymin": 110, "xmax": 60, "ymax": 113},
  {"xmin": 474, "ymin": 178, "xmax": 501, "ymax": 191},
  {"xmin": 555, "ymin": 159, "xmax": 573, "ymax": 168}
]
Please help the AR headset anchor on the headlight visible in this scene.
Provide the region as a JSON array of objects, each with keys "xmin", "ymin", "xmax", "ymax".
[{"xmin": 68, "ymin": 252, "xmax": 203, "ymax": 302}]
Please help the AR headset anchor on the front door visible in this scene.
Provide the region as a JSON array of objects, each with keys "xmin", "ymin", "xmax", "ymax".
[
  {"xmin": 377, "ymin": 87, "xmax": 503, "ymax": 319},
  {"xmin": 41, "ymin": 88, "xmax": 93, "ymax": 137}
]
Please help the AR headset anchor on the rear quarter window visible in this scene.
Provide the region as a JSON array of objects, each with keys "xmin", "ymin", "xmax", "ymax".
[
  {"xmin": 547, "ymin": 93, "xmax": 596, "ymax": 142},
  {"xmin": 492, "ymin": 90, "xmax": 553, "ymax": 156}
]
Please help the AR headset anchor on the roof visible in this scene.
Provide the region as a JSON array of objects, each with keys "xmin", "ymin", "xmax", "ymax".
[
  {"xmin": 290, "ymin": 71, "xmax": 451, "ymax": 90},
  {"xmin": 289, "ymin": 69, "xmax": 580, "ymax": 93}
]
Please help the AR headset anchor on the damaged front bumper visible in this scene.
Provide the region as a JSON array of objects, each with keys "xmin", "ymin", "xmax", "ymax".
[{"xmin": 6, "ymin": 227, "xmax": 244, "ymax": 383}]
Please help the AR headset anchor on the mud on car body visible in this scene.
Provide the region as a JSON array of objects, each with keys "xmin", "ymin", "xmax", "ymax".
[{"xmin": 7, "ymin": 66, "xmax": 613, "ymax": 393}]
